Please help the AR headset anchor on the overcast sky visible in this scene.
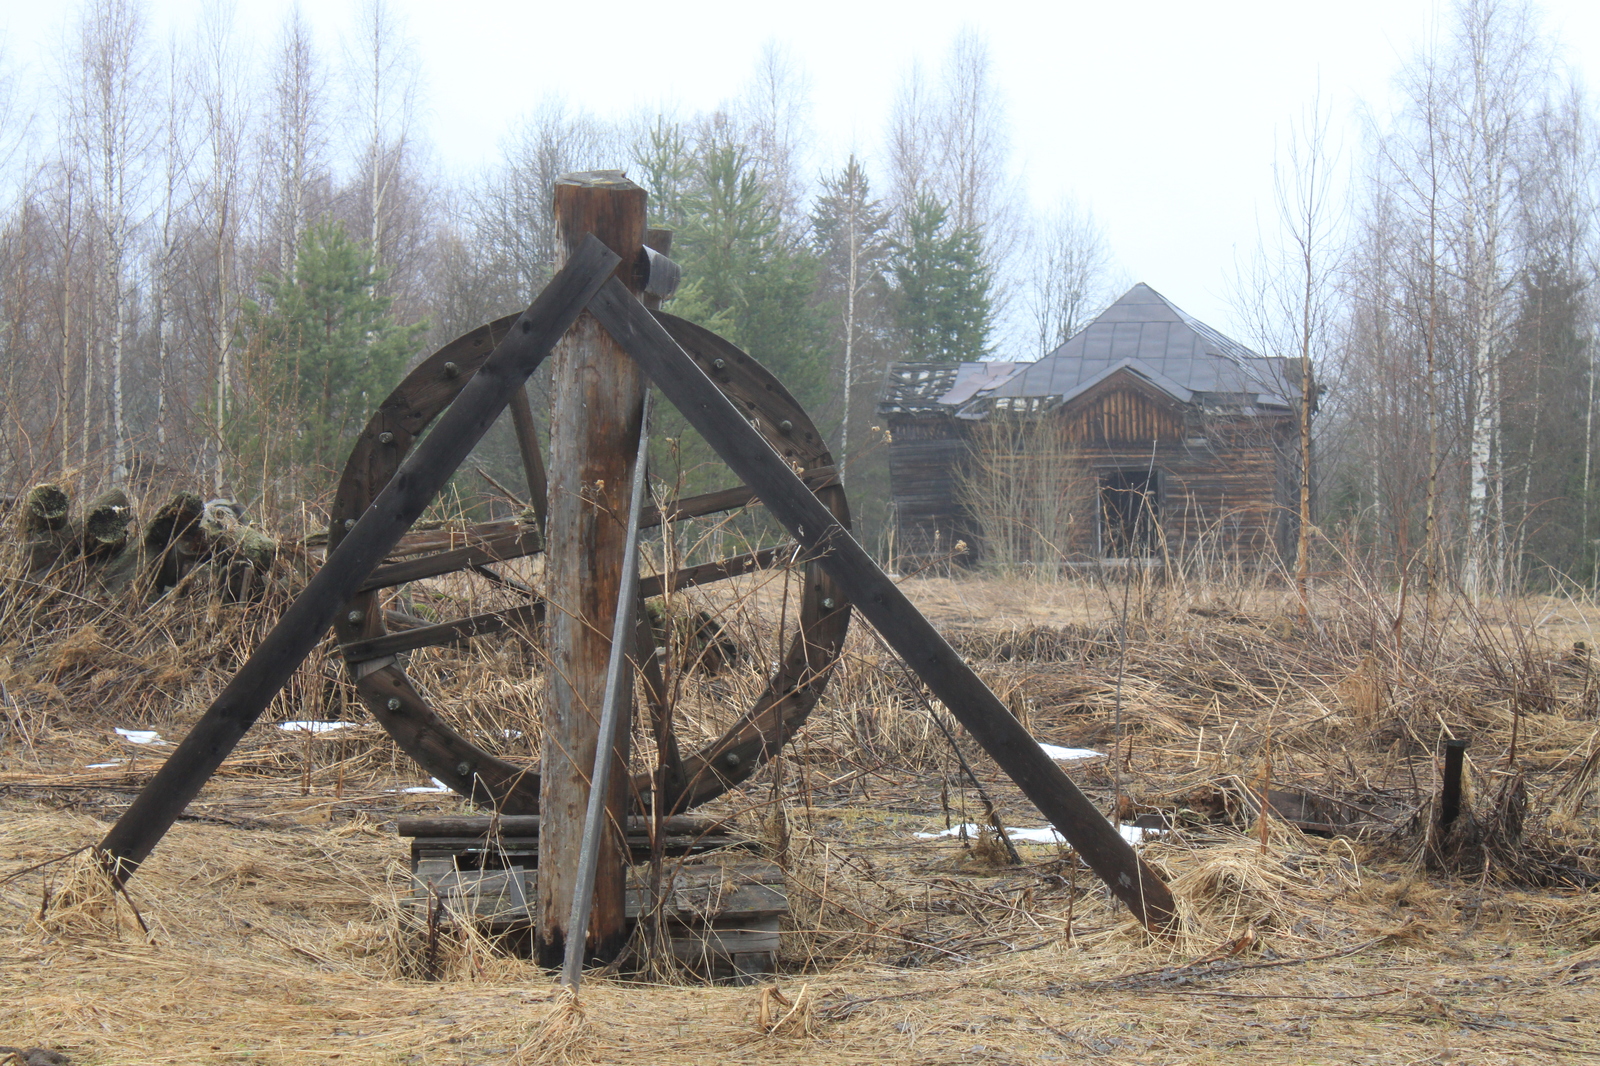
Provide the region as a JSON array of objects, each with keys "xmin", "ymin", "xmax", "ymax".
[{"xmin": 4, "ymin": 0, "xmax": 1599, "ymax": 349}]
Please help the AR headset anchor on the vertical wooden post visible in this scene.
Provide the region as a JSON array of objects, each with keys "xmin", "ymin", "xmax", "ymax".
[{"xmin": 538, "ymin": 171, "xmax": 647, "ymax": 968}]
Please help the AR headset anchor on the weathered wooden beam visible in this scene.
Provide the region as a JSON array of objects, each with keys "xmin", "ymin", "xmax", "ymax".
[
  {"xmin": 1438, "ymin": 738, "xmax": 1469, "ymax": 832},
  {"xmin": 397, "ymin": 814, "xmax": 722, "ymax": 838},
  {"xmin": 359, "ymin": 527, "xmax": 544, "ymax": 591},
  {"xmin": 564, "ymin": 390, "xmax": 653, "ymax": 990},
  {"xmin": 508, "ymin": 386, "xmax": 550, "ymax": 531},
  {"xmin": 637, "ymin": 548, "xmax": 778, "ymax": 600},
  {"xmin": 340, "ymin": 602, "xmax": 545, "ymax": 662},
  {"xmin": 538, "ymin": 171, "xmax": 648, "ymax": 970},
  {"xmin": 93, "ymin": 237, "xmax": 621, "ymax": 884},
  {"xmin": 587, "ymin": 279, "xmax": 1178, "ymax": 931}
]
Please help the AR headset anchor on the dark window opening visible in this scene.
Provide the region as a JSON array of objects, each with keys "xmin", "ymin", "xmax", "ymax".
[{"xmin": 1099, "ymin": 470, "xmax": 1158, "ymax": 557}]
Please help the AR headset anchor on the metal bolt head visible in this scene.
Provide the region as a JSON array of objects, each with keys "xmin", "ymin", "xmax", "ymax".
[
  {"xmin": 344, "ymin": 518, "xmax": 356, "ymax": 530},
  {"xmin": 723, "ymin": 752, "xmax": 741, "ymax": 769},
  {"xmin": 346, "ymin": 609, "xmax": 364, "ymax": 625},
  {"xmin": 386, "ymin": 697, "xmax": 402, "ymax": 711},
  {"xmin": 779, "ymin": 420, "xmax": 793, "ymax": 434},
  {"xmin": 443, "ymin": 361, "xmax": 459, "ymax": 378},
  {"xmin": 378, "ymin": 431, "xmax": 395, "ymax": 445},
  {"xmin": 713, "ymin": 358, "xmax": 726, "ymax": 370},
  {"xmin": 456, "ymin": 761, "xmax": 471, "ymax": 777},
  {"xmin": 821, "ymin": 597, "xmax": 836, "ymax": 610}
]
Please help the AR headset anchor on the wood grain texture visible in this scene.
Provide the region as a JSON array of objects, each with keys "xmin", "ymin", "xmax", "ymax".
[{"xmin": 538, "ymin": 172, "xmax": 648, "ymax": 969}]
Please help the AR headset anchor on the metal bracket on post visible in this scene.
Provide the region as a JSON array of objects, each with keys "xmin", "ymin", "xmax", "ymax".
[{"xmin": 640, "ymin": 246, "xmax": 680, "ymax": 300}]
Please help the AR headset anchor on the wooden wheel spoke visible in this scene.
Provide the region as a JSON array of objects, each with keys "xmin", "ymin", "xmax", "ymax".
[
  {"xmin": 637, "ymin": 547, "xmax": 778, "ymax": 599},
  {"xmin": 360, "ymin": 527, "xmax": 544, "ymax": 591},
  {"xmin": 643, "ymin": 466, "xmax": 838, "ymax": 527},
  {"xmin": 508, "ymin": 384, "xmax": 550, "ymax": 530},
  {"xmin": 332, "ymin": 303, "xmax": 852, "ymax": 816},
  {"xmin": 632, "ymin": 595, "xmax": 686, "ymax": 803},
  {"xmin": 341, "ymin": 549, "xmax": 786, "ymax": 663},
  {"xmin": 342, "ymin": 602, "xmax": 544, "ymax": 662}
]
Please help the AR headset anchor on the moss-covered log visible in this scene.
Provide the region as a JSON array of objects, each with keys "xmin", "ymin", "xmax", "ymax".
[
  {"xmin": 144, "ymin": 492, "xmax": 206, "ymax": 592},
  {"xmin": 22, "ymin": 483, "xmax": 75, "ymax": 573},
  {"xmin": 82, "ymin": 489, "xmax": 133, "ymax": 559}
]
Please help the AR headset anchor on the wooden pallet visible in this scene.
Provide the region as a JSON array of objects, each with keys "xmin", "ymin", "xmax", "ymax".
[{"xmin": 400, "ymin": 816, "xmax": 786, "ymax": 981}]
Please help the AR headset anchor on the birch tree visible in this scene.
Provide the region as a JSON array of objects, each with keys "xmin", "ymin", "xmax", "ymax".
[
  {"xmin": 812, "ymin": 154, "xmax": 893, "ymax": 478},
  {"xmin": 347, "ymin": 0, "xmax": 417, "ymax": 279},
  {"xmin": 192, "ymin": 6, "xmax": 250, "ymax": 491},
  {"xmin": 1272, "ymin": 101, "xmax": 1340, "ymax": 614},
  {"xmin": 737, "ymin": 41, "xmax": 812, "ymax": 239},
  {"xmin": 266, "ymin": 6, "xmax": 327, "ymax": 280},
  {"xmin": 1025, "ymin": 198, "xmax": 1114, "ymax": 356},
  {"xmin": 1435, "ymin": 0, "xmax": 1545, "ymax": 598},
  {"xmin": 70, "ymin": 0, "xmax": 155, "ymax": 485},
  {"xmin": 149, "ymin": 33, "xmax": 195, "ymax": 460}
]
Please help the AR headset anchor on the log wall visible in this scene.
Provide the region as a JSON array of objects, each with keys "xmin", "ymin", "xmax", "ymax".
[
  {"xmin": 886, "ymin": 414, "xmax": 974, "ymax": 562},
  {"xmin": 887, "ymin": 391, "xmax": 1299, "ymax": 569}
]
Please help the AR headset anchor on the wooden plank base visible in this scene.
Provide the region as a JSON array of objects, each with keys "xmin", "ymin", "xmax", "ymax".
[{"xmin": 402, "ymin": 823, "xmax": 784, "ymax": 983}]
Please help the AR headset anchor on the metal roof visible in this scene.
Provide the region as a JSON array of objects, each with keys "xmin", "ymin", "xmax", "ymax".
[
  {"xmin": 986, "ymin": 284, "xmax": 1294, "ymax": 410},
  {"xmin": 878, "ymin": 361, "xmax": 1028, "ymax": 414},
  {"xmin": 878, "ymin": 363, "xmax": 966, "ymax": 414}
]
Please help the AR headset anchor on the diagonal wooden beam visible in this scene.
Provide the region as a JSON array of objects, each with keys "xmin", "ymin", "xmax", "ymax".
[
  {"xmin": 94, "ymin": 237, "xmax": 622, "ymax": 884},
  {"xmin": 586, "ymin": 277, "xmax": 1177, "ymax": 932}
]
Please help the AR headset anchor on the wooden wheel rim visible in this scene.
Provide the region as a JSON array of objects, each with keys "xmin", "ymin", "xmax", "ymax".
[{"xmin": 330, "ymin": 311, "xmax": 852, "ymax": 815}]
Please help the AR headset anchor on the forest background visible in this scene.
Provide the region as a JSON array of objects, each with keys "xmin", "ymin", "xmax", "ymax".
[{"xmin": 0, "ymin": 0, "xmax": 1596, "ymax": 593}]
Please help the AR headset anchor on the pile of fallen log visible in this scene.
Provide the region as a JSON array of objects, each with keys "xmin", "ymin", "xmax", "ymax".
[{"xmin": 14, "ymin": 483, "xmax": 277, "ymax": 600}]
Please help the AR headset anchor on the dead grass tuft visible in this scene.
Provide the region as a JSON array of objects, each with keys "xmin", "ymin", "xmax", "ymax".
[{"xmin": 513, "ymin": 986, "xmax": 589, "ymax": 1066}]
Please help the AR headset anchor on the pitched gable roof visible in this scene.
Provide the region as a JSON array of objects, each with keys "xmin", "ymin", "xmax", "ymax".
[{"xmin": 987, "ymin": 284, "xmax": 1294, "ymax": 411}]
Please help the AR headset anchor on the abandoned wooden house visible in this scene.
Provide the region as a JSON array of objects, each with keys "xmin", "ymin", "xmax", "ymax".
[{"xmin": 878, "ymin": 283, "xmax": 1307, "ymax": 569}]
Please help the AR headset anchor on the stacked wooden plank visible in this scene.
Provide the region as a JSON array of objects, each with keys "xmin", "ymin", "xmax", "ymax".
[{"xmin": 398, "ymin": 815, "xmax": 786, "ymax": 981}]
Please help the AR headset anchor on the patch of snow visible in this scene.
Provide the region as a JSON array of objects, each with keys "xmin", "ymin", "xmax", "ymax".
[
  {"xmin": 277, "ymin": 721, "xmax": 354, "ymax": 734},
  {"xmin": 86, "ymin": 761, "xmax": 126, "ymax": 769},
  {"xmin": 402, "ymin": 778, "xmax": 453, "ymax": 793},
  {"xmin": 501, "ymin": 729, "xmax": 524, "ymax": 739},
  {"xmin": 915, "ymin": 822, "xmax": 1163, "ymax": 846},
  {"xmin": 1038, "ymin": 742, "xmax": 1104, "ymax": 762},
  {"xmin": 114, "ymin": 728, "xmax": 166, "ymax": 745}
]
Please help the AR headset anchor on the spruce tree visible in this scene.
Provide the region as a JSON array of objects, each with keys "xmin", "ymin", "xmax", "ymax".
[
  {"xmin": 671, "ymin": 124, "xmax": 829, "ymax": 407},
  {"xmin": 238, "ymin": 219, "xmax": 426, "ymax": 500},
  {"xmin": 891, "ymin": 195, "xmax": 993, "ymax": 364}
]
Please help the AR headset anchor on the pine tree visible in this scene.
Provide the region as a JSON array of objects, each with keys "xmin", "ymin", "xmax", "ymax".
[
  {"xmin": 237, "ymin": 219, "xmax": 425, "ymax": 500},
  {"xmin": 891, "ymin": 195, "xmax": 992, "ymax": 363},
  {"xmin": 672, "ymin": 123, "xmax": 828, "ymax": 406}
]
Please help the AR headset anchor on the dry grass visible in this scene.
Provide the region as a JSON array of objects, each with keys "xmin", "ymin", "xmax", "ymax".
[{"xmin": 3, "ymin": 503, "xmax": 1600, "ymax": 1063}]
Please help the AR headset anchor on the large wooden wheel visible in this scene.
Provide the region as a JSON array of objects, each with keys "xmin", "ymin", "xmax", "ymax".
[{"xmin": 329, "ymin": 311, "xmax": 852, "ymax": 816}]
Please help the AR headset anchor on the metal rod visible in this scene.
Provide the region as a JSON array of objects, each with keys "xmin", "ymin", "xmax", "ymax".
[{"xmin": 562, "ymin": 390, "xmax": 653, "ymax": 990}]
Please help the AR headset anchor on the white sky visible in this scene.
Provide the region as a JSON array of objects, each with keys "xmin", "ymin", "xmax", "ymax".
[{"xmin": 4, "ymin": 0, "xmax": 1599, "ymax": 350}]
